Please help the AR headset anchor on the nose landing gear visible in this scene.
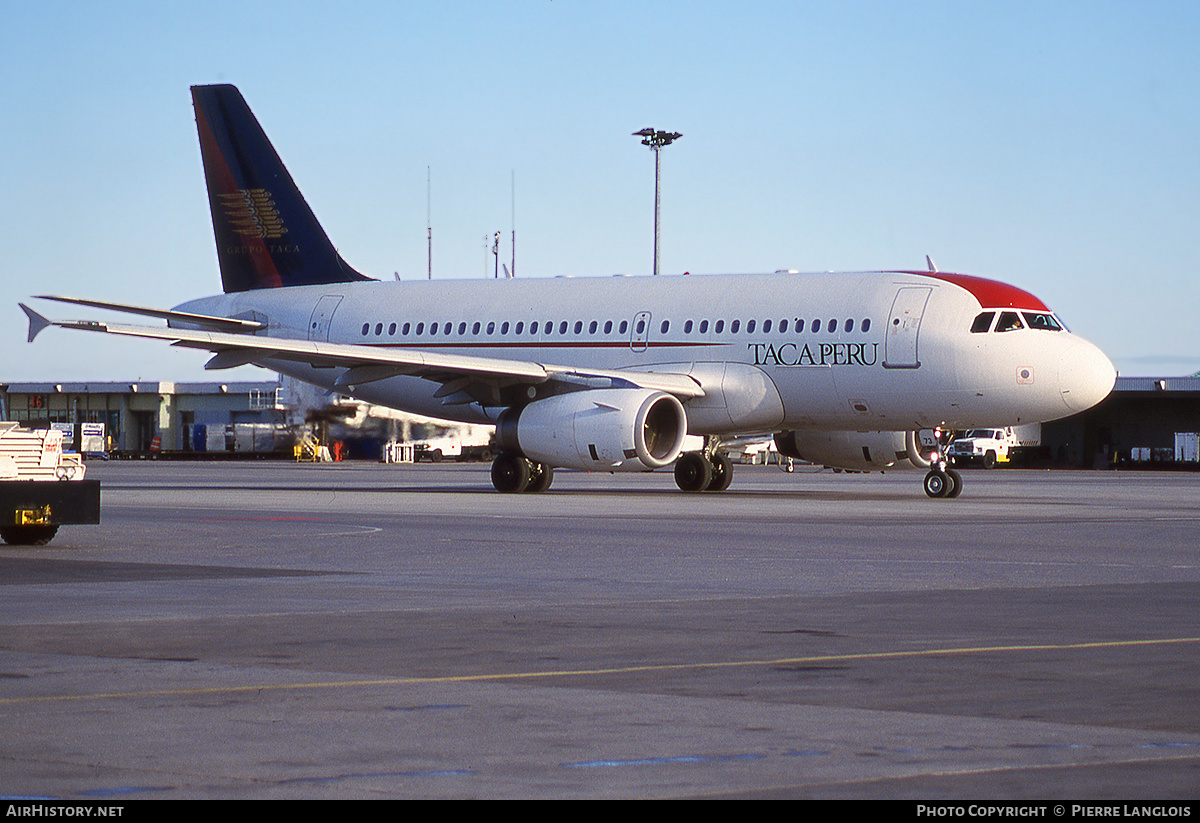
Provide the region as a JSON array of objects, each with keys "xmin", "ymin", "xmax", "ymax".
[{"xmin": 923, "ymin": 462, "xmax": 963, "ymax": 498}]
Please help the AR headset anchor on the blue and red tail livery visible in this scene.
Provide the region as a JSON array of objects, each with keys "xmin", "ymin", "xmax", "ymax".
[{"xmin": 191, "ymin": 84, "xmax": 372, "ymax": 293}]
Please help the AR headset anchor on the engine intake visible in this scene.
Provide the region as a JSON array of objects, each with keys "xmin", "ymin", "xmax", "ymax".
[{"xmin": 498, "ymin": 388, "xmax": 687, "ymax": 471}]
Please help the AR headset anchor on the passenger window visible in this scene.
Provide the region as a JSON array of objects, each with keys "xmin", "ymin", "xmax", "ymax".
[
  {"xmin": 472, "ymin": 322, "xmax": 481, "ymax": 335},
  {"xmin": 747, "ymin": 319, "xmax": 756, "ymax": 333},
  {"xmin": 574, "ymin": 321, "xmax": 583, "ymax": 334},
  {"xmin": 515, "ymin": 321, "xmax": 524, "ymax": 335},
  {"xmin": 715, "ymin": 320, "xmax": 725, "ymax": 333},
  {"xmin": 604, "ymin": 320, "xmax": 613, "ymax": 334},
  {"xmin": 845, "ymin": 319, "xmax": 854, "ymax": 333},
  {"xmin": 828, "ymin": 319, "xmax": 837, "ymax": 333},
  {"xmin": 699, "ymin": 319, "xmax": 708, "ymax": 333},
  {"xmin": 862, "ymin": 318, "xmax": 871, "ymax": 333},
  {"xmin": 763, "ymin": 319, "xmax": 772, "ymax": 333},
  {"xmin": 429, "ymin": 322, "xmax": 438, "ymax": 335},
  {"xmin": 812, "ymin": 319, "xmax": 821, "ymax": 333},
  {"xmin": 388, "ymin": 323, "xmax": 396, "ymax": 335},
  {"xmin": 731, "ymin": 320, "xmax": 740, "ymax": 333},
  {"xmin": 361, "ymin": 323, "xmax": 369, "ymax": 336},
  {"xmin": 995, "ymin": 312, "xmax": 1023, "ymax": 332},
  {"xmin": 660, "ymin": 320, "xmax": 670, "ymax": 333},
  {"xmin": 970, "ymin": 312, "xmax": 995, "ymax": 333},
  {"xmin": 780, "ymin": 319, "xmax": 788, "ymax": 333},
  {"xmin": 619, "ymin": 320, "xmax": 628, "ymax": 334},
  {"xmin": 500, "ymin": 321, "xmax": 509, "ymax": 334},
  {"xmin": 559, "ymin": 321, "xmax": 568, "ymax": 334},
  {"xmin": 684, "ymin": 319, "xmax": 693, "ymax": 334},
  {"xmin": 589, "ymin": 320, "xmax": 598, "ymax": 334},
  {"xmin": 531, "ymin": 321, "xmax": 539, "ymax": 334},
  {"xmin": 486, "ymin": 322, "xmax": 495, "ymax": 334}
]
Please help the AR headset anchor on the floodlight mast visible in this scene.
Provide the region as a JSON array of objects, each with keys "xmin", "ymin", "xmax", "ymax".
[{"xmin": 633, "ymin": 128, "xmax": 682, "ymax": 276}]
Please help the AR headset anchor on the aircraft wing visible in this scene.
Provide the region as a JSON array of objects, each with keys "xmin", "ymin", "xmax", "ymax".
[{"xmin": 20, "ymin": 304, "xmax": 704, "ymax": 404}]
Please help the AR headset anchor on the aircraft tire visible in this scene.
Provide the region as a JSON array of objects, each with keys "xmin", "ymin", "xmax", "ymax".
[
  {"xmin": 491, "ymin": 453, "xmax": 532, "ymax": 493},
  {"xmin": 0, "ymin": 525, "xmax": 59, "ymax": 546},
  {"xmin": 526, "ymin": 462, "xmax": 554, "ymax": 493},
  {"xmin": 674, "ymin": 452, "xmax": 712, "ymax": 492},
  {"xmin": 946, "ymin": 468, "xmax": 963, "ymax": 498},
  {"xmin": 923, "ymin": 470, "xmax": 951, "ymax": 499},
  {"xmin": 706, "ymin": 452, "xmax": 734, "ymax": 492}
]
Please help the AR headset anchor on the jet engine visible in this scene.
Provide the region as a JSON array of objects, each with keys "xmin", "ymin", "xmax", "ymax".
[
  {"xmin": 497, "ymin": 388, "xmax": 688, "ymax": 472},
  {"xmin": 774, "ymin": 430, "xmax": 932, "ymax": 472}
]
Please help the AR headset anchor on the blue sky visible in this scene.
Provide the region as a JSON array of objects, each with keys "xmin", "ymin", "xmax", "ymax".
[{"xmin": 3, "ymin": 0, "xmax": 1198, "ymax": 381}]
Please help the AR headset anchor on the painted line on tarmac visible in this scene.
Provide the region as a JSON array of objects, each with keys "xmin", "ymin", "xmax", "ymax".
[{"xmin": 3, "ymin": 636, "xmax": 1198, "ymax": 706}]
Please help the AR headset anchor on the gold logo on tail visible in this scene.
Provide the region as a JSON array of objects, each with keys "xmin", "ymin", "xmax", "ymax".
[{"xmin": 220, "ymin": 189, "xmax": 288, "ymax": 239}]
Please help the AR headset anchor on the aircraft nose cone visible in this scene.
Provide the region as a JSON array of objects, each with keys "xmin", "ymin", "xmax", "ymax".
[{"xmin": 1059, "ymin": 338, "xmax": 1116, "ymax": 413}]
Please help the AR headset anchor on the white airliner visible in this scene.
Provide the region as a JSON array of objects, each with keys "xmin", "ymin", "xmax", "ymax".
[{"xmin": 22, "ymin": 85, "xmax": 1116, "ymax": 497}]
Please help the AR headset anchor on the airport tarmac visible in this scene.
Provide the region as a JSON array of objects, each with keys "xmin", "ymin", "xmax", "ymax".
[{"xmin": 1, "ymin": 461, "xmax": 1198, "ymax": 799}]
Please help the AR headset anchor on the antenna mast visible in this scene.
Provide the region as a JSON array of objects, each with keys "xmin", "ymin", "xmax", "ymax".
[
  {"xmin": 426, "ymin": 167, "xmax": 432, "ymax": 280},
  {"xmin": 511, "ymin": 169, "xmax": 516, "ymax": 278}
]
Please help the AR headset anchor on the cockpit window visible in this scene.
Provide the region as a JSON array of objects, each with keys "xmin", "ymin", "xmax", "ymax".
[
  {"xmin": 1022, "ymin": 312, "xmax": 1063, "ymax": 331},
  {"xmin": 970, "ymin": 312, "xmax": 995, "ymax": 333},
  {"xmin": 995, "ymin": 312, "xmax": 1024, "ymax": 332}
]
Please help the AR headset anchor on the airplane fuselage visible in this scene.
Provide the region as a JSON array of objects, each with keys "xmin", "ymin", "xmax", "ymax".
[{"xmin": 177, "ymin": 268, "xmax": 1114, "ymax": 436}]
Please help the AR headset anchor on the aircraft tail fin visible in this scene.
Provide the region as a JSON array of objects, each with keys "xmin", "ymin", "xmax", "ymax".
[{"xmin": 191, "ymin": 84, "xmax": 373, "ymax": 293}]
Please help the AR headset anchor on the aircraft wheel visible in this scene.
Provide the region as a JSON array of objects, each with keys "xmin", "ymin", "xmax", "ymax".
[
  {"xmin": 526, "ymin": 462, "xmax": 554, "ymax": 493},
  {"xmin": 923, "ymin": 470, "xmax": 951, "ymax": 499},
  {"xmin": 674, "ymin": 452, "xmax": 712, "ymax": 492},
  {"xmin": 491, "ymin": 453, "xmax": 531, "ymax": 493},
  {"xmin": 946, "ymin": 468, "xmax": 963, "ymax": 498},
  {"xmin": 706, "ymin": 452, "xmax": 734, "ymax": 492},
  {"xmin": 0, "ymin": 525, "xmax": 59, "ymax": 546}
]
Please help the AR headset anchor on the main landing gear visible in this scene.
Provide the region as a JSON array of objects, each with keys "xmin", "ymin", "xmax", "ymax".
[
  {"xmin": 673, "ymin": 450, "xmax": 734, "ymax": 492},
  {"xmin": 923, "ymin": 462, "xmax": 963, "ymax": 499},
  {"xmin": 491, "ymin": 452, "xmax": 554, "ymax": 493}
]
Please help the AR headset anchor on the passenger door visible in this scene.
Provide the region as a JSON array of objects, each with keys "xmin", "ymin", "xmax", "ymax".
[{"xmin": 883, "ymin": 287, "xmax": 931, "ymax": 369}]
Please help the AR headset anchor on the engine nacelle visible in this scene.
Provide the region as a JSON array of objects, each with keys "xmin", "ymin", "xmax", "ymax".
[
  {"xmin": 497, "ymin": 388, "xmax": 688, "ymax": 471},
  {"xmin": 774, "ymin": 429, "xmax": 929, "ymax": 471}
]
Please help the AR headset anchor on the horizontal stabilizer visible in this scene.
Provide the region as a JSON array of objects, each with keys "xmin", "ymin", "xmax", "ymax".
[{"xmin": 35, "ymin": 296, "xmax": 266, "ymax": 332}]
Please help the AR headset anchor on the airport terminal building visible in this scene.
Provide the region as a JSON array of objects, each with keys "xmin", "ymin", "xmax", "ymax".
[
  {"xmin": 0, "ymin": 381, "xmax": 286, "ymax": 453},
  {"xmin": 2, "ymin": 375, "xmax": 1197, "ymax": 465},
  {"xmin": 1043, "ymin": 374, "xmax": 1200, "ymax": 467}
]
